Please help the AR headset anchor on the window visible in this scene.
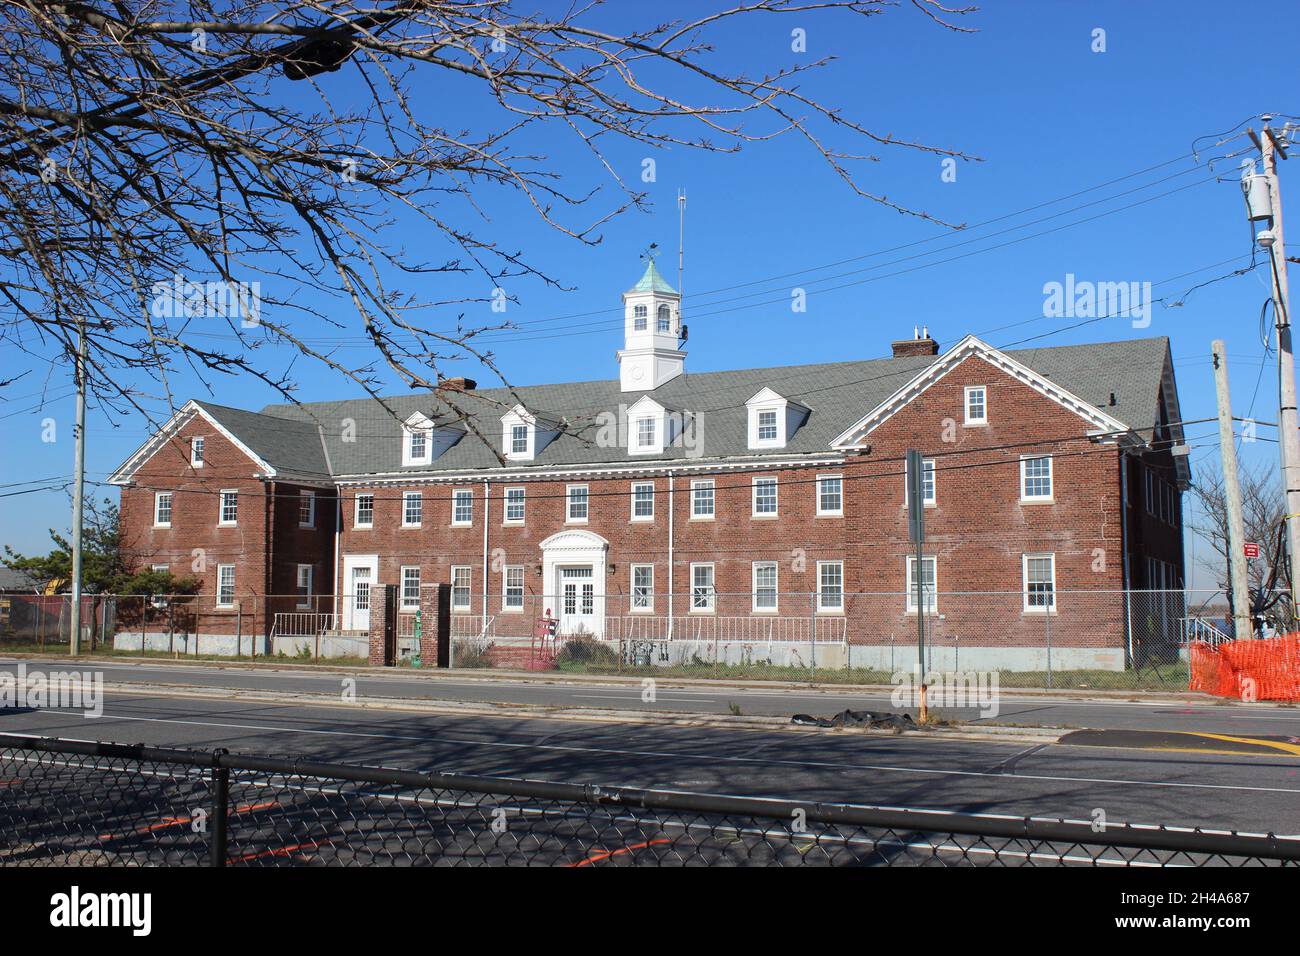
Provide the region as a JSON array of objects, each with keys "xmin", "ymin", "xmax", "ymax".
[
  {"xmin": 510, "ymin": 424, "xmax": 528, "ymax": 456},
  {"xmin": 566, "ymin": 484, "xmax": 588, "ymax": 523},
  {"xmin": 451, "ymin": 566, "xmax": 471, "ymax": 611},
  {"xmin": 401, "ymin": 566, "xmax": 421, "ymax": 610},
  {"xmin": 154, "ymin": 491, "xmax": 173, "ymax": 527},
  {"xmin": 657, "ymin": 304, "xmax": 671, "ymax": 333},
  {"xmin": 190, "ymin": 437, "xmax": 205, "ymax": 467},
  {"xmin": 1023, "ymin": 553, "xmax": 1056, "ymax": 612},
  {"xmin": 905, "ymin": 458, "xmax": 936, "ymax": 507},
  {"xmin": 151, "ymin": 564, "xmax": 170, "ymax": 608},
  {"xmin": 504, "ymin": 487, "xmax": 525, "ymax": 524},
  {"xmin": 503, "ymin": 566, "xmax": 524, "ymax": 610},
  {"xmin": 402, "ymin": 491, "xmax": 423, "ymax": 527},
  {"xmin": 817, "ymin": 561, "xmax": 844, "ymax": 612},
  {"xmin": 905, "ymin": 556, "xmax": 937, "ymax": 613},
  {"xmin": 216, "ymin": 565, "xmax": 236, "ymax": 607},
  {"xmin": 752, "ymin": 561, "xmax": 778, "ymax": 612},
  {"xmin": 636, "ymin": 416, "xmax": 657, "ymax": 449},
  {"xmin": 964, "ymin": 386, "xmax": 987, "ymax": 425},
  {"xmin": 752, "ymin": 476, "xmax": 778, "ymax": 516},
  {"xmin": 298, "ymin": 490, "xmax": 315, "ymax": 528},
  {"xmin": 1021, "ymin": 456, "xmax": 1053, "ymax": 501},
  {"xmin": 219, "ymin": 490, "xmax": 238, "ymax": 526},
  {"xmin": 452, "ymin": 488, "xmax": 473, "ymax": 526},
  {"xmin": 296, "ymin": 564, "xmax": 314, "ymax": 609},
  {"xmin": 408, "ymin": 430, "xmax": 427, "ymax": 461},
  {"xmin": 633, "ymin": 303, "xmax": 648, "ymax": 331},
  {"xmin": 631, "ymin": 564, "xmax": 654, "ymax": 612},
  {"xmin": 355, "ymin": 493, "xmax": 374, "ymax": 528},
  {"xmin": 817, "ymin": 475, "xmax": 843, "ymax": 516},
  {"xmin": 691, "ymin": 479, "xmax": 715, "ymax": 518},
  {"xmin": 690, "ymin": 563, "xmax": 715, "ymax": 612},
  {"xmin": 757, "ymin": 410, "xmax": 778, "ymax": 443},
  {"xmin": 631, "ymin": 482, "xmax": 654, "ymax": 521}
]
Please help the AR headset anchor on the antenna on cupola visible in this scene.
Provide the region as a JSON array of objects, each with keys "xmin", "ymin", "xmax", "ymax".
[{"xmin": 677, "ymin": 188, "xmax": 687, "ymax": 346}]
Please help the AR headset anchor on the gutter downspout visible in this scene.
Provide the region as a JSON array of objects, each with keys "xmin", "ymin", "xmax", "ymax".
[
  {"xmin": 482, "ymin": 479, "xmax": 490, "ymax": 636},
  {"xmin": 332, "ymin": 493, "xmax": 341, "ymax": 625},
  {"xmin": 667, "ymin": 472, "xmax": 675, "ymax": 640},
  {"xmin": 1120, "ymin": 453, "xmax": 1134, "ymax": 667}
]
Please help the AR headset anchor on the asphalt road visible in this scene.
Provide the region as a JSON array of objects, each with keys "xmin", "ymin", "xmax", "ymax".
[
  {"xmin": 5, "ymin": 656, "xmax": 1300, "ymax": 735},
  {"xmin": 3, "ymin": 689, "xmax": 1298, "ymax": 837}
]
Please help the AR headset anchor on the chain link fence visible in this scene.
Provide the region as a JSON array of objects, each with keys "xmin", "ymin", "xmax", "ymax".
[{"xmin": 2, "ymin": 735, "xmax": 1296, "ymax": 867}]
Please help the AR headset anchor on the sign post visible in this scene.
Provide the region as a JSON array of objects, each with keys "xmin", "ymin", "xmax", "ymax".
[{"xmin": 906, "ymin": 450, "xmax": 928, "ymax": 723}]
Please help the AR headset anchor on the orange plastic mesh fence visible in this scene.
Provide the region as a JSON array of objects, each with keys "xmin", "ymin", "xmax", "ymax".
[{"xmin": 1189, "ymin": 635, "xmax": 1300, "ymax": 701}]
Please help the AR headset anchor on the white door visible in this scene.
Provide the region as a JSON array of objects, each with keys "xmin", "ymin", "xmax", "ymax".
[
  {"xmin": 342, "ymin": 555, "xmax": 378, "ymax": 632},
  {"xmin": 558, "ymin": 566, "xmax": 596, "ymax": 636}
]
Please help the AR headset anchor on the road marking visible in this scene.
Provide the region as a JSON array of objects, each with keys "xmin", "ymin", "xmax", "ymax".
[
  {"xmin": 12, "ymin": 706, "xmax": 1300, "ymax": 798},
  {"xmin": 572, "ymin": 694, "xmax": 717, "ymax": 703}
]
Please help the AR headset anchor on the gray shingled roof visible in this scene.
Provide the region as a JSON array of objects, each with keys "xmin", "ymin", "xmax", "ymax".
[{"xmin": 187, "ymin": 337, "xmax": 1172, "ymax": 480}]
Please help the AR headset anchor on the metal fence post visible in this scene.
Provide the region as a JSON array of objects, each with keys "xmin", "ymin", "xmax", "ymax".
[
  {"xmin": 1045, "ymin": 606, "xmax": 1053, "ymax": 689},
  {"xmin": 210, "ymin": 750, "xmax": 230, "ymax": 867}
]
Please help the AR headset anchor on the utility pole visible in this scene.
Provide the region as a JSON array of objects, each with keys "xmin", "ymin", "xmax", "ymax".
[
  {"xmin": 1251, "ymin": 117, "xmax": 1299, "ymax": 594},
  {"xmin": 1211, "ymin": 341, "xmax": 1254, "ymax": 640},
  {"xmin": 69, "ymin": 327, "xmax": 87, "ymax": 656}
]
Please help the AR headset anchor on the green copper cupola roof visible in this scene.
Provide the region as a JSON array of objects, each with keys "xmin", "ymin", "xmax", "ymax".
[{"xmin": 628, "ymin": 256, "xmax": 678, "ymax": 295}]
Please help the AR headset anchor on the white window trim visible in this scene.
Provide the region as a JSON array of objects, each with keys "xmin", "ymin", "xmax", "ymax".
[
  {"xmin": 503, "ymin": 486, "xmax": 526, "ymax": 525},
  {"xmin": 190, "ymin": 436, "xmax": 205, "ymax": 467},
  {"xmin": 690, "ymin": 479, "xmax": 716, "ymax": 520},
  {"xmin": 218, "ymin": 489, "xmax": 238, "ymax": 527},
  {"xmin": 1022, "ymin": 552, "xmax": 1057, "ymax": 614},
  {"xmin": 451, "ymin": 487, "xmax": 474, "ymax": 527},
  {"xmin": 299, "ymin": 490, "xmax": 316, "ymax": 528},
  {"xmin": 566, "ymin": 484, "xmax": 589, "ymax": 524},
  {"xmin": 354, "ymin": 494, "xmax": 374, "ymax": 529},
  {"xmin": 816, "ymin": 474, "xmax": 844, "ymax": 517},
  {"xmin": 296, "ymin": 564, "xmax": 314, "ymax": 609},
  {"xmin": 816, "ymin": 560, "xmax": 845, "ymax": 614},
  {"xmin": 904, "ymin": 459, "xmax": 937, "ymax": 508},
  {"xmin": 689, "ymin": 562, "xmax": 716, "ymax": 614},
  {"xmin": 746, "ymin": 388, "xmax": 794, "ymax": 450},
  {"xmin": 153, "ymin": 491, "xmax": 172, "ymax": 528},
  {"xmin": 630, "ymin": 563, "xmax": 654, "ymax": 613},
  {"xmin": 216, "ymin": 564, "xmax": 237, "ymax": 608},
  {"xmin": 400, "ymin": 565, "xmax": 421, "ymax": 611},
  {"xmin": 633, "ymin": 415, "xmax": 659, "ymax": 454},
  {"xmin": 905, "ymin": 555, "xmax": 938, "ymax": 614},
  {"xmin": 751, "ymin": 476, "xmax": 779, "ymax": 518},
  {"xmin": 751, "ymin": 561, "xmax": 778, "ymax": 614},
  {"xmin": 450, "ymin": 566, "xmax": 472, "ymax": 611},
  {"xmin": 502, "ymin": 565, "xmax": 525, "ymax": 613},
  {"xmin": 963, "ymin": 385, "xmax": 988, "ymax": 426},
  {"xmin": 402, "ymin": 491, "xmax": 423, "ymax": 528},
  {"xmin": 630, "ymin": 481, "xmax": 655, "ymax": 522},
  {"xmin": 1020, "ymin": 455, "xmax": 1054, "ymax": 503}
]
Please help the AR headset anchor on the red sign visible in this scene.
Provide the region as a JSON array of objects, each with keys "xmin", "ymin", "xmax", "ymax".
[{"xmin": 1243, "ymin": 543, "xmax": 1261, "ymax": 558}]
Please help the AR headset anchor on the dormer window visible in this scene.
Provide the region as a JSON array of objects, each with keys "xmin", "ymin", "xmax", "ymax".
[
  {"xmin": 501, "ymin": 405, "xmax": 545, "ymax": 461},
  {"xmin": 746, "ymin": 387, "xmax": 809, "ymax": 450},
  {"xmin": 657, "ymin": 304, "xmax": 671, "ymax": 333},
  {"xmin": 402, "ymin": 412, "xmax": 435, "ymax": 466},
  {"xmin": 626, "ymin": 395, "xmax": 668, "ymax": 455},
  {"xmin": 510, "ymin": 424, "xmax": 528, "ymax": 455},
  {"xmin": 633, "ymin": 304, "xmax": 648, "ymax": 331},
  {"xmin": 636, "ymin": 416, "xmax": 657, "ymax": 449}
]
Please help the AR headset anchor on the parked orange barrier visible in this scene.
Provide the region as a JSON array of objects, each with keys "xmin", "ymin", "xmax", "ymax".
[{"xmin": 1189, "ymin": 635, "xmax": 1300, "ymax": 702}]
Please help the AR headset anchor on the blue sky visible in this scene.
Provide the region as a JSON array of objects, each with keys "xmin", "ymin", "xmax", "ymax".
[{"xmin": 2, "ymin": 0, "xmax": 1296, "ymax": 584}]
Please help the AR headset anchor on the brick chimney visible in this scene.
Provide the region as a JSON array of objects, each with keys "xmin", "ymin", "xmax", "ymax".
[
  {"xmin": 891, "ymin": 325, "xmax": 939, "ymax": 358},
  {"xmin": 437, "ymin": 376, "xmax": 477, "ymax": 392}
]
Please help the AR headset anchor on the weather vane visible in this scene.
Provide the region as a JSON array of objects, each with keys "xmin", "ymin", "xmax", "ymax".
[{"xmin": 640, "ymin": 241, "xmax": 659, "ymax": 262}]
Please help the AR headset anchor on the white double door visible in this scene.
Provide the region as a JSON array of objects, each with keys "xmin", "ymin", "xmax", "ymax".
[{"xmin": 557, "ymin": 565, "xmax": 599, "ymax": 637}]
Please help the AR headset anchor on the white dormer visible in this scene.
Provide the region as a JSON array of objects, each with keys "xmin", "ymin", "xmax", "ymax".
[
  {"xmin": 627, "ymin": 395, "xmax": 670, "ymax": 455},
  {"xmin": 746, "ymin": 388, "xmax": 809, "ymax": 450},
  {"xmin": 501, "ymin": 404, "xmax": 562, "ymax": 462},
  {"xmin": 617, "ymin": 255, "xmax": 686, "ymax": 392},
  {"xmin": 401, "ymin": 411, "xmax": 463, "ymax": 466}
]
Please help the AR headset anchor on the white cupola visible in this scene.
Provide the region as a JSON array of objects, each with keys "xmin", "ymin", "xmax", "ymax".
[{"xmin": 617, "ymin": 253, "xmax": 686, "ymax": 392}]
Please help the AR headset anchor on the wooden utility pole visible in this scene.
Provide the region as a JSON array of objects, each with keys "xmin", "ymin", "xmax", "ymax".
[
  {"xmin": 1212, "ymin": 340, "xmax": 1254, "ymax": 640},
  {"xmin": 1255, "ymin": 119, "xmax": 1299, "ymax": 593}
]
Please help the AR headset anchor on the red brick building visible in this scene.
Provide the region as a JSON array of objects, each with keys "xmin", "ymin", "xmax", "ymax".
[{"xmin": 110, "ymin": 259, "xmax": 1187, "ymax": 669}]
